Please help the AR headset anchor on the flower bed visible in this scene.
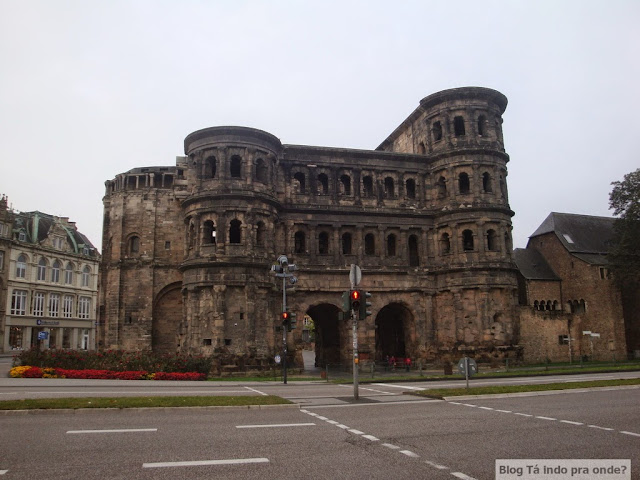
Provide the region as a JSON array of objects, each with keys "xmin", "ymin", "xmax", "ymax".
[{"xmin": 10, "ymin": 366, "xmax": 206, "ymax": 381}]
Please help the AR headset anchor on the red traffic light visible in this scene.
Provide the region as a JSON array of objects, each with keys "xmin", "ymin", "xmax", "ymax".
[
  {"xmin": 350, "ymin": 290, "xmax": 360, "ymax": 301},
  {"xmin": 282, "ymin": 311, "xmax": 289, "ymax": 320}
]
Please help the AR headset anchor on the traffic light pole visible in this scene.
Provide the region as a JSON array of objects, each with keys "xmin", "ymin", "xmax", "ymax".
[
  {"xmin": 282, "ymin": 274, "xmax": 288, "ymax": 385},
  {"xmin": 352, "ymin": 306, "xmax": 359, "ymax": 400}
]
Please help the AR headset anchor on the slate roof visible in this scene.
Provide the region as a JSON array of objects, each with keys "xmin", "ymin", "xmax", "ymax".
[
  {"xmin": 513, "ymin": 248, "xmax": 560, "ymax": 281},
  {"xmin": 529, "ymin": 212, "xmax": 615, "ymax": 264}
]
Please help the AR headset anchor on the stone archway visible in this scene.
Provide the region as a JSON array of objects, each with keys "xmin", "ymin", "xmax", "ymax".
[
  {"xmin": 307, "ymin": 303, "xmax": 342, "ymax": 368},
  {"xmin": 152, "ymin": 284, "xmax": 183, "ymax": 354},
  {"xmin": 375, "ymin": 303, "xmax": 414, "ymax": 361}
]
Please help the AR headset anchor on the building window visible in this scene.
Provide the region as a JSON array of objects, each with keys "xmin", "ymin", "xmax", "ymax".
[
  {"xmin": 317, "ymin": 174, "xmax": 329, "ymax": 195},
  {"xmin": 64, "ymin": 262, "xmax": 74, "ymax": 285},
  {"xmin": 37, "ymin": 258, "xmax": 47, "ymax": 281},
  {"xmin": 405, "ymin": 179, "xmax": 416, "ymax": 199},
  {"xmin": 49, "ymin": 293, "xmax": 60, "ymax": 317},
  {"xmin": 0, "ymin": 222, "xmax": 9, "ymax": 237},
  {"xmin": 599, "ymin": 267, "xmax": 611, "ymax": 280},
  {"xmin": 62, "ymin": 328, "xmax": 71, "ymax": 348},
  {"xmin": 164, "ymin": 241, "xmax": 171, "ymax": 250},
  {"xmin": 203, "ymin": 221, "xmax": 216, "ymax": 245},
  {"xmin": 342, "ymin": 233, "xmax": 352, "ymax": 255},
  {"xmin": 0, "ymin": 250, "xmax": 4, "ymax": 269},
  {"xmin": 293, "ymin": 172, "xmax": 306, "ymax": 194},
  {"xmin": 230, "ymin": 155, "xmax": 242, "ymax": 178},
  {"xmin": 387, "ymin": 234, "xmax": 397, "ymax": 256},
  {"xmin": 18, "ymin": 230, "xmax": 26, "ymax": 242},
  {"xmin": 477, "ymin": 115, "xmax": 487, "ymax": 136},
  {"xmin": 363, "ymin": 176, "xmax": 374, "ymax": 197},
  {"xmin": 436, "ymin": 176, "xmax": 447, "ymax": 198},
  {"xmin": 384, "ymin": 177, "xmax": 395, "ymax": 198},
  {"xmin": 432, "ymin": 121, "xmax": 443, "ymax": 141},
  {"xmin": 255, "ymin": 158, "xmax": 268, "ymax": 183},
  {"xmin": 53, "ymin": 236, "xmax": 65, "ymax": 249},
  {"xmin": 9, "ymin": 326, "xmax": 24, "ymax": 349},
  {"xmin": 129, "ymin": 236, "xmax": 140, "ymax": 255},
  {"xmin": 364, "ymin": 234, "xmax": 375, "ymax": 255},
  {"xmin": 454, "ymin": 116, "xmax": 466, "ymax": 136},
  {"xmin": 11, "ymin": 290, "xmax": 28, "ymax": 315},
  {"xmin": 294, "ymin": 231, "xmax": 306, "ymax": 254},
  {"xmin": 318, "ymin": 231, "xmax": 329, "ymax": 255},
  {"xmin": 78, "ymin": 296, "xmax": 91, "ymax": 319},
  {"xmin": 256, "ymin": 222, "xmax": 265, "ymax": 247},
  {"xmin": 33, "ymin": 292, "xmax": 45, "ymax": 317},
  {"xmin": 51, "ymin": 260, "xmax": 61, "ymax": 283},
  {"xmin": 82, "ymin": 266, "xmax": 91, "ymax": 287},
  {"xmin": 82, "ymin": 246, "xmax": 89, "ymax": 255},
  {"xmin": 229, "ymin": 219, "xmax": 242, "ymax": 244},
  {"xmin": 486, "ymin": 229, "xmax": 498, "ymax": 251},
  {"xmin": 440, "ymin": 233, "xmax": 451, "ymax": 255},
  {"xmin": 408, "ymin": 235, "xmax": 419, "ymax": 266},
  {"xmin": 458, "ymin": 173, "xmax": 470, "ymax": 194},
  {"xmin": 63, "ymin": 295, "xmax": 74, "ymax": 318},
  {"xmin": 16, "ymin": 254, "xmax": 27, "ymax": 278},
  {"xmin": 205, "ymin": 156, "xmax": 217, "ymax": 178},
  {"xmin": 558, "ymin": 335, "xmax": 570, "ymax": 345},
  {"xmin": 339, "ymin": 175, "xmax": 351, "ymax": 196},
  {"xmin": 462, "ymin": 230, "xmax": 474, "ymax": 251},
  {"xmin": 482, "ymin": 172, "xmax": 492, "ymax": 193}
]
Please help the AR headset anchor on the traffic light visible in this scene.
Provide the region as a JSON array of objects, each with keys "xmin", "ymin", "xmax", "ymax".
[
  {"xmin": 281, "ymin": 310, "xmax": 297, "ymax": 331},
  {"xmin": 341, "ymin": 291, "xmax": 350, "ymax": 313},
  {"xmin": 360, "ymin": 291, "xmax": 372, "ymax": 318},
  {"xmin": 282, "ymin": 310, "xmax": 290, "ymax": 329},
  {"xmin": 350, "ymin": 290, "xmax": 361, "ymax": 311},
  {"xmin": 288, "ymin": 311, "xmax": 297, "ymax": 331}
]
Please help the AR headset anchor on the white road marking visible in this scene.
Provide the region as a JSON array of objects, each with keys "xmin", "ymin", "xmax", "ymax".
[
  {"xmin": 382, "ymin": 443, "xmax": 400, "ymax": 449},
  {"xmin": 348, "ymin": 429, "xmax": 364, "ymax": 435},
  {"xmin": 362, "ymin": 434, "xmax": 379, "ymax": 441},
  {"xmin": 535, "ymin": 416, "xmax": 556, "ymax": 421},
  {"xmin": 451, "ymin": 472, "xmax": 478, "ymax": 480},
  {"xmin": 303, "ymin": 399, "xmax": 442, "ymax": 409},
  {"xmin": 244, "ymin": 386, "xmax": 268, "ymax": 396},
  {"xmin": 495, "ymin": 409, "xmax": 512, "ymax": 413},
  {"xmin": 448, "ymin": 401, "xmax": 462, "ymax": 405},
  {"xmin": 326, "ymin": 420, "xmax": 339, "ymax": 425},
  {"xmin": 425, "ymin": 460, "xmax": 448, "ymax": 470},
  {"xmin": 67, "ymin": 428, "xmax": 157, "ymax": 434},
  {"xmin": 316, "ymin": 416, "xmax": 328, "ymax": 421},
  {"xmin": 621, "ymin": 431, "xmax": 640, "ymax": 437},
  {"xmin": 400, "ymin": 450, "xmax": 419, "ymax": 458},
  {"xmin": 336, "ymin": 424, "xmax": 350, "ymax": 429},
  {"xmin": 588, "ymin": 425, "xmax": 614, "ymax": 431},
  {"xmin": 560, "ymin": 420, "xmax": 583, "ymax": 425},
  {"xmin": 0, "ymin": 470, "xmax": 7, "ymax": 475},
  {"xmin": 462, "ymin": 404, "xmax": 477, "ymax": 408},
  {"xmin": 478, "ymin": 406, "xmax": 494, "ymax": 411},
  {"xmin": 372, "ymin": 383, "xmax": 424, "ymax": 391},
  {"xmin": 143, "ymin": 458, "xmax": 269, "ymax": 468},
  {"xmin": 236, "ymin": 423, "xmax": 315, "ymax": 429},
  {"xmin": 514, "ymin": 413, "xmax": 533, "ymax": 417}
]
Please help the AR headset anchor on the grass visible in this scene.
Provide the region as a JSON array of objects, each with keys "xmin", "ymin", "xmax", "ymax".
[
  {"xmin": 0, "ymin": 395, "xmax": 292, "ymax": 410},
  {"xmin": 413, "ymin": 378, "xmax": 640, "ymax": 399}
]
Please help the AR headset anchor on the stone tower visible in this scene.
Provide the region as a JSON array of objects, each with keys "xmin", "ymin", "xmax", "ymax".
[{"xmin": 99, "ymin": 87, "xmax": 520, "ymax": 368}]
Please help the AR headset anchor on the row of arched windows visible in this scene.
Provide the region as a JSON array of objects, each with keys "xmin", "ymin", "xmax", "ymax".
[
  {"xmin": 203, "ymin": 155, "xmax": 269, "ymax": 184},
  {"xmin": 14, "ymin": 254, "xmax": 93, "ymax": 287},
  {"xmin": 533, "ymin": 300, "xmax": 559, "ymax": 311},
  {"xmin": 439, "ymin": 228, "xmax": 506, "ymax": 254}
]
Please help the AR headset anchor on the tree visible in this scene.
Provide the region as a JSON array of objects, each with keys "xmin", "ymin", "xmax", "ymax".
[{"xmin": 609, "ymin": 168, "xmax": 640, "ymax": 288}]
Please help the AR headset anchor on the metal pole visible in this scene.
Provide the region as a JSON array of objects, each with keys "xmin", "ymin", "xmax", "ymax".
[
  {"xmin": 353, "ymin": 307, "xmax": 358, "ymax": 400},
  {"xmin": 282, "ymin": 276, "xmax": 287, "ymax": 385},
  {"xmin": 465, "ymin": 356, "xmax": 470, "ymax": 390}
]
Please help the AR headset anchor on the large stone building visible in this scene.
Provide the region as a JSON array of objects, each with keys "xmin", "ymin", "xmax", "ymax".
[
  {"xmin": 99, "ymin": 86, "xmax": 521, "ymax": 368},
  {"xmin": 0, "ymin": 196, "xmax": 100, "ymax": 353}
]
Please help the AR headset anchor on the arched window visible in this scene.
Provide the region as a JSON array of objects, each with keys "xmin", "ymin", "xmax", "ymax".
[
  {"xmin": 188, "ymin": 223, "xmax": 196, "ymax": 249},
  {"xmin": 486, "ymin": 229, "xmax": 498, "ymax": 251},
  {"xmin": 51, "ymin": 260, "xmax": 61, "ymax": 283},
  {"xmin": 16, "ymin": 254, "xmax": 27, "ymax": 278},
  {"xmin": 294, "ymin": 172, "xmax": 306, "ymax": 194},
  {"xmin": 459, "ymin": 173, "xmax": 470, "ymax": 194},
  {"xmin": 408, "ymin": 235, "xmax": 419, "ymax": 266},
  {"xmin": 294, "ymin": 231, "xmax": 306, "ymax": 254},
  {"xmin": 387, "ymin": 234, "xmax": 397, "ymax": 256},
  {"xmin": 534, "ymin": 300, "xmax": 539, "ymax": 310},
  {"xmin": 129, "ymin": 235, "xmax": 140, "ymax": 254},
  {"xmin": 202, "ymin": 220, "xmax": 216, "ymax": 245},
  {"xmin": 255, "ymin": 158, "xmax": 267, "ymax": 183},
  {"xmin": 552, "ymin": 300, "xmax": 559, "ymax": 311},
  {"xmin": 418, "ymin": 142, "xmax": 426, "ymax": 154},
  {"xmin": 317, "ymin": 174, "xmax": 329, "ymax": 195},
  {"xmin": 454, "ymin": 116, "xmax": 466, "ymax": 136},
  {"xmin": 229, "ymin": 220, "xmax": 242, "ymax": 244},
  {"xmin": 340, "ymin": 175, "xmax": 351, "ymax": 196},
  {"xmin": 462, "ymin": 229, "xmax": 474, "ymax": 251},
  {"xmin": 363, "ymin": 176, "xmax": 374, "ymax": 197},
  {"xmin": 64, "ymin": 262, "xmax": 74, "ymax": 285},
  {"xmin": 82, "ymin": 266, "xmax": 91, "ymax": 287},
  {"xmin": 37, "ymin": 257, "xmax": 47, "ymax": 281},
  {"xmin": 477, "ymin": 115, "xmax": 487, "ymax": 136},
  {"xmin": 545, "ymin": 301, "xmax": 552, "ymax": 311},
  {"xmin": 384, "ymin": 177, "xmax": 395, "ymax": 198},
  {"xmin": 256, "ymin": 222, "xmax": 265, "ymax": 247},
  {"xmin": 230, "ymin": 155, "xmax": 242, "ymax": 178},
  {"xmin": 437, "ymin": 177, "xmax": 447, "ymax": 198},
  {"xmin": 405, "ymin": 179, "xmax": 416, "ymax": 199},
  {"xmin": 482, "ymin": 172, "xmax": 492, "ymax": 193},
  {"xmin": 440, "ymin": 233, "xmax": 451, "ymax": 255},
  {"xmin": 342, "ymin": 233, "xmax": 352, "ymax": 255},
  {"xmin": 364, "ymin": 234, "xmax": 375, "ymax": 255},
  {"xmin": 432, "ymin": 121, "xmax": 443, "ymax": 141},
  {"xmin": 318, "ymin": 231, "xmax": 329, "ymax": 254},
  {"xmin": 205, "ymin": 156, "xmax": 217, "ymax": 178},
  {"xmin": 579, "ymin": 299, "xmax": 587, "ymax": 313}
]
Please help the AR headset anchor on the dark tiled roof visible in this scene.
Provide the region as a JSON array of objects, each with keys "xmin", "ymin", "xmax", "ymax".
[
  {"xmin": 513, "ymin": 248, "xmax": 560, "ymax": 280},
  {"xmin": 530, "ymin": 212, "xmax": 615, "ymax": 256}
]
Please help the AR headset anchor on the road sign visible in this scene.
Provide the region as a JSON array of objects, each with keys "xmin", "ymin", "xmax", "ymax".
[
  {"xmin": 37, "ymin": 331, "xmax": 49, "ymax": 340},
  {"xmin": 458, "ymin": 357, "xmax": 477, "ymax": 377},
  {"xmin": 274, "ymin": 354, "xmax": 281, "ymax": 364},
  {"xmin": 349, "ymin": 264, "xmax": 361, "ymax": 287}
]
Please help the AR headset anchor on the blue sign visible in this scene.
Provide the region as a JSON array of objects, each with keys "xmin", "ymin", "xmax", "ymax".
[{"xmin": 37, "ymin": 331, "xmax": 49, "ymax": 340}]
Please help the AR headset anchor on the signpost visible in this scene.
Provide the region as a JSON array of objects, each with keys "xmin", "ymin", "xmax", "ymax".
[
  {"xmin": 270, "ymin": 255, "xmax": 298, "ymax": 385},
  {"xmin": 350, "ymin": 264, "xmax": 361, "ymax": 400},
  {"xmin": 458, "ymin": 356, "xmax": 477, "ymax": 389}
]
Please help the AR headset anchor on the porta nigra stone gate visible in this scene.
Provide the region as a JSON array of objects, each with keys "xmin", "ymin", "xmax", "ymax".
[{"xmin": 99, "ymin": 87, "xmax": 520, "ymax": 369}]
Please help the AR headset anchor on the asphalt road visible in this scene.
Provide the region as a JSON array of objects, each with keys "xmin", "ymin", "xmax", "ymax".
[{"xmin": 0, "ymin": 387, "xmax": 638, "ymax": 479}]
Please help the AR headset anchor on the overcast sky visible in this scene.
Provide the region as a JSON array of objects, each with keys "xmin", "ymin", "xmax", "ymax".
[{"xmin": 1, "ymin": 0, "xmax": 638, "ymax": 251}]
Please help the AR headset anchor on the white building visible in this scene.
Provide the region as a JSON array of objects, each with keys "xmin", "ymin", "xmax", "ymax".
[{"xmin": 0, "ymin": 196, "xmax": 100, "ymax": 353}]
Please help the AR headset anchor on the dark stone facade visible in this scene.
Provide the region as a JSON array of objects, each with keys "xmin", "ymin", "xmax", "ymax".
[{"xmin": 98, "ymin": 87, "xmax": 521, "ymax": 368}]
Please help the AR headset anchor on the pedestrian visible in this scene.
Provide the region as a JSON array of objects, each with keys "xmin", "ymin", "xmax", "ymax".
[
  {"xmin": 389, "ymin": 355, "xmax": 396, "ymax": 370},
  {"xmin": 405, "ymin": 357, "xmax": 411, "ymax": 372}
]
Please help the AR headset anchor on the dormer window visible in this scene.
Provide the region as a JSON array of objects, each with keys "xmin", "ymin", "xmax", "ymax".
[{"xmin": 53, "ymin": 236, "xmax": 65, "ymax": 250}]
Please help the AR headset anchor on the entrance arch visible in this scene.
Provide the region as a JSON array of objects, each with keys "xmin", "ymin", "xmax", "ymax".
[
  {"xmin": 152, "ymin": 284, "xmax": 183, "ymax": 354},
  {"xmin": 307, "ymin": 303, "xmax": 342, "ymax": 368},
  {"xmin": 375, "ymin": 303, "xmax": 414, "ymax": 361}
]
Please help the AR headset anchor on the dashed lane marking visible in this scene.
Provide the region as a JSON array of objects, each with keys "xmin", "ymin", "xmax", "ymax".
[
  {"xmin": 400, "ymin": 450, "xmax": 419, "ymax": 458},
  {"xmin": 143, "ymin": 458, "xmax": 269, "ymax": 468},
  {"xmin": 236, "ymin": 423, "xmax": 315, "ymax": 429},
  {"xmin": 67, "ymin": 428, "xmax": 157, "ymax": 434}
]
